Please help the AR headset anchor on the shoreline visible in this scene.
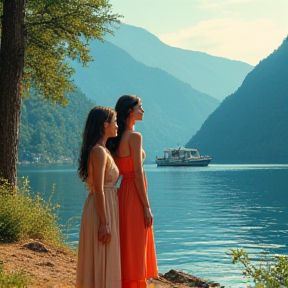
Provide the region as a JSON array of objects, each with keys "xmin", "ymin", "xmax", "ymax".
[
  {"xmin": 0, "ymin": 240, "xmax": 221, "ymax": 288},
  {"xmin": 18, "ymin": 161, "xmax": 76, "ymax": 166}
]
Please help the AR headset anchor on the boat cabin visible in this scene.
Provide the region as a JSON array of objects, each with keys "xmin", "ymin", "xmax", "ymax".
[{"xmin": 163, "ymin": 148, "xmax": 200, "ymax": 160}]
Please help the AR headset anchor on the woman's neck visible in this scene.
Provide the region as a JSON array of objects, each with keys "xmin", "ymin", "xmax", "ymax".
[
  {"xmin": 126, "ymin": 119, "xmax": 135, "ymax": 131},
  {"xmin": 126, "ymin": 125, "xmax": 134, "ymax": 131},
  {"xmin": 97, "ymin": 137, "xmax": 107, "ymax": 147}
]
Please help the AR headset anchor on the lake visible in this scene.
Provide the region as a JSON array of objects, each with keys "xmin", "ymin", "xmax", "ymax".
[{"xmin": 18, "ymin": 164, "xmax": 288, "ymax": 287}]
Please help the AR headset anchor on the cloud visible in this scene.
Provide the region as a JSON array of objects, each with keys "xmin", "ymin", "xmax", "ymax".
[
  {"xmin": 158, "ymin": 18, "xmax": 287, "ymax": 65},
  {"xmin": 199, "ymin": 0, "xmax": 259, "ymax": 9}
]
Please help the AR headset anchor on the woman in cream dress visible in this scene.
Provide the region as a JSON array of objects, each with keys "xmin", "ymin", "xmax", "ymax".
[{"xmin": 76, "ymin": 106, "xmax": 121, "ymax": 288}]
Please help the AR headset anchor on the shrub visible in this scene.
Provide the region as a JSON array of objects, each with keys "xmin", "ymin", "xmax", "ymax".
[
  {"xmin": 0, "ymin": 177, "xmax": 65, "ymax": 247},
  {"xmin": 230, "ymin": 248, "xmax": 288, "ymax": 288},
  {"xmin": 0, "ymin": 262, "xmax": 31, "ymax": 288}
]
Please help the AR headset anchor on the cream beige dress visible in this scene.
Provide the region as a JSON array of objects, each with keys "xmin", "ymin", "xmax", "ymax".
[{"xmin": 76, "ymin": 150, "xmax": 121, "ymax": 288}]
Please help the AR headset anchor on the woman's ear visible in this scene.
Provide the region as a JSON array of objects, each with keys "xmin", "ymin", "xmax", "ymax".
[{"xmin": 104, "ymin": 122, "xmax": 108, "ymax": 128}]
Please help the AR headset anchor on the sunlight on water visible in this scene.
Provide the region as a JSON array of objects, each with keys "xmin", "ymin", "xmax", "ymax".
[{"xmin": 18, "ymin": 164, "xmax": 288, "ymax": 286}]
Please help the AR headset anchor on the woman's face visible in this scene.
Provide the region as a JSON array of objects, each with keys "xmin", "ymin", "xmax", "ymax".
[
  {"xmin": 131, "ymin": 102, "xmax": 144, "ymax": 121},
  {"xmin": 105, "ymin": 114, "xmax": 118, "ymax": 138}
]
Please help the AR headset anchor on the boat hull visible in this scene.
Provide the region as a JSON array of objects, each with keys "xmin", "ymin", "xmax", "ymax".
[{"xmin": 156, "ymin": 158, "xmax": 212, "ymax": 167}]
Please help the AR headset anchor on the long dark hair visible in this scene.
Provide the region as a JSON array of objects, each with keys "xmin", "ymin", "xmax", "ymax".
[
  {"xmin": 78, "ymin": 106, "xmax": 116, "ymax": 182},
  {"xmin": 106, "ymin": 95, "xmax": 140, "ymax": 154}
]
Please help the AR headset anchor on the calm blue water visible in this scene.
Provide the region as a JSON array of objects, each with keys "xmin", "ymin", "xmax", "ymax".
[{"xmin": 18, "ymin": 164, "xmax": 288, "ymax": 286}]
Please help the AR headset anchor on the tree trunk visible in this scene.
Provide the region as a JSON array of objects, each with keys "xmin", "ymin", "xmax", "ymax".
[{"xmin": 0, "ymin": 0, "xmax": 25, "ymax": 186}]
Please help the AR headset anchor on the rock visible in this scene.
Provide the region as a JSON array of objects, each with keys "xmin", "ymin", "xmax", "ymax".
[
  {"xmin": 37, "ymin": 261, "xmax": 54, "ymax": 267},
  {"xmin": 163, "ymin": 269, "xmax": 198, "ymax": 284},
  {"xmin": 22, "ymin": 241, "xmax": 49, "ymax": 253},
  {"xmin": 162, "ymin": 269, "xmax": 220, "ymax": 287},
  {"xmin": 210, "ymin": 283, "xmax": 221, "ymax": 287},
  {"xmin": 197, "ymin": 281, "xmax": 209, "ymax": 288}
]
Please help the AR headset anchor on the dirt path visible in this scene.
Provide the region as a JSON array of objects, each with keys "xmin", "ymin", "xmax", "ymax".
[{"xmin": 0, "ymin": 241, "xmax": 219, "ymax": 288}]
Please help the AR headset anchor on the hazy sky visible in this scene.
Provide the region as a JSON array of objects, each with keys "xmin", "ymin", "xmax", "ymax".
[{"xmin": 110, "ymin": 0, "xmax": 288, "ymax": 65}]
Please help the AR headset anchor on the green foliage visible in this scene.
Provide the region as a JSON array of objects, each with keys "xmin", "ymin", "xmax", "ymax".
[
  {"xmin": 0, "ymin": 262, "xmax": 31, "ymax": 288},
  {"xmin": 19, "ymin": 87, "xmax": 94, "ymax": 163},
  {"xmin": 0, "ymin": 179, "xmax": 16, "ymax": 195},
  {"xmin": 230, "ymin": 248, "xmax": 288, "ymax": 288},
  {"xmin": 0, "ymin": 177, "xmax": 64, "ymax": 247},
  {"xmin": 0, "ymin": 0, "xmax": 121, "ymax": 104}
]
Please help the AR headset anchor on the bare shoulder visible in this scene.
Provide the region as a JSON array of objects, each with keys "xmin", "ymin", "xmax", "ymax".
[
  {"xmin": 129, "ymin": 131, "xmax": 142, "ymax": 141},
  {"xmin": 91, "ymin": 145, "xmax": 107, "ymax": 161},
  {"xmin": 129, "ymin": 132, "xmax": 142, "ymax": 150}
]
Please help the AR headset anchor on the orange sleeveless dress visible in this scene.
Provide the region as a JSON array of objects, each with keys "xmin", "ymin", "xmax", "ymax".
[{"xmin": 114, "ymin": 155, "xmax": 158, "ymax": 288}]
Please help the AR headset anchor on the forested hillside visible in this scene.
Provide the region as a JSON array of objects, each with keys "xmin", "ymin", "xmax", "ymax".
[
  {"xmin": 19, "ymin": 88, "xmax": 95, "ymax": 163},
  {"xmin": 186, "ymin": 38, "xmax": 288, "ymax": 164}
]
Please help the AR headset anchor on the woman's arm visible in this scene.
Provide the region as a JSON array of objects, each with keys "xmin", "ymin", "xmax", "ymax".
[
  {"xmin": 90, "ymin": 145, "xmax": 111, "ymax": 243},
  {"xmin": 130, "ymin": 132, "xmax": 153, "ymax": 227}
]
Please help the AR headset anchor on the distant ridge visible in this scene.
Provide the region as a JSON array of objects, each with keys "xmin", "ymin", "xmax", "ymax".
[
  {"xmin": 186, "ymin": 38, "xmax": 288, "ymax": 164},
  {"xmin": 71, "ymin": 40, "xmax": 219, "ymax": 161},
  {"xmin": 105, "ymin": 23, "xmax": 254, "ymax": 101}
]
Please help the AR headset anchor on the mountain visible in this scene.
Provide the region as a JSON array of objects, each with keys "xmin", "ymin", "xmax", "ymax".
[
  {"xmin": 19, "ymin": 88, "xmax": 95, "ymax": 163},
  {"xmin": 71, "ymin": 40, "xmax": 219, "ymax": 162},
  {"xmin": 186, "ymin": 38, "xmax": 288, "ymax": 164},
  {"xmin": 104, "ymin": 23, "xmax": 254, "ymax": 101}
]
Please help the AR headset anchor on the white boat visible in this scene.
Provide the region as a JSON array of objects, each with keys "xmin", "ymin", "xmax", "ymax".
[{"xmin": 155, "ymin": 147, "xmax": 212, "ymax": 167}]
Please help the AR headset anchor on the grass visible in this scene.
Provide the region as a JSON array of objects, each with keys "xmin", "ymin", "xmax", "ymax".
[
  {"xmin": 0, "ymin": 177, "xmax": 66, "ymax": 248},
  {"xmin": 230, "ymin": 248, "xmax": 288, "ymax": 288},
  {"xmin": 0, "ymin": 261, "xmax": 31, "ymax": 288},
  {"xmin": 0, "ymin": 177, "xmax": 74, "ymax": 287}
]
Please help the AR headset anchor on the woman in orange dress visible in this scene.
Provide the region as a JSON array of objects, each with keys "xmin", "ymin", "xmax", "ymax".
[
  {"xmin": 107, "ymin": 95, "xmax": 158, "ymax": 288},
  {"xmin": 76, "ymin": 106, "xmax": 121, "ymax": 288}
]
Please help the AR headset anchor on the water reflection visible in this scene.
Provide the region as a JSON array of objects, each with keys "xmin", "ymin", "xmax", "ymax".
[{"xmin": 18, "ymin": 164, "xmax": 288, "ymax": 286}]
